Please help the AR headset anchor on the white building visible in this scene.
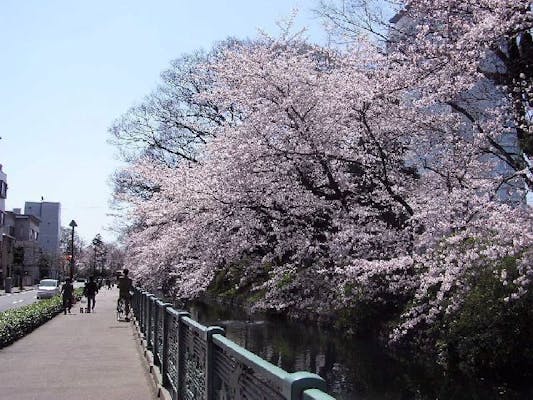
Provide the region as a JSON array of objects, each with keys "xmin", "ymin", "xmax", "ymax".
[{"xmin": 24, "ymin": 201, "xmax": 61, "ymax": 279}]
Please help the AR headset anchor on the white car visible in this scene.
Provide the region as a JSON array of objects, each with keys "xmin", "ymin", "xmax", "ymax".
[
  {"xmin": 74, "ymin": 278, "xmax": 86, "ymax": 289},
  {"xmin": 36, "ymin": 279, "xmax": 60, "ymax": 299}
]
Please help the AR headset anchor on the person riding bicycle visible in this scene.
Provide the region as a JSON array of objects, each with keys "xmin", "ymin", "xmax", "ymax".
[{"xmin": 117, "ymin": 268, "xmax": 133, "ymax": 321}]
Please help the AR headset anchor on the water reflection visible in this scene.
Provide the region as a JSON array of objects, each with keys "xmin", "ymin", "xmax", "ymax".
[{"xmin": 182, "ymin": 301, "xmax": 531, "ymax": 400}]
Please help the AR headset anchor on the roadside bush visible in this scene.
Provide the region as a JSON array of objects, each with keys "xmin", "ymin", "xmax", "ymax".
[{"xmin": 0, "ymin": 288, "xmax": 83, "ymax": 348}]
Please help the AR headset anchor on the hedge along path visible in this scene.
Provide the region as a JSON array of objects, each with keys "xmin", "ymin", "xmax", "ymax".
[
  {"xmin": 0, "ymin": 287, "xmax": 157, "ymax": 400},
  {"xmin": 0, "ymin": 297, "xmax": 61, "ymax": 347},
  {"xmin": 0, "ymin": 289, "xmax": 83, "ymax": 348}
]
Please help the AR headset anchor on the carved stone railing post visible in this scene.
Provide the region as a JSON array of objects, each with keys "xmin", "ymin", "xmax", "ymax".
[
  {"xmin": 204, "ymin": 327, "xmax": 225, "ymax": 400},
  {"xmin": 284, "ymin": 372, "xmax": 327, "ymax": 400},
  {"xmin": 141, "ymin": 291, "xmax": 149, "ymax": 334},
  {"xmin": 146, "ymin": 294, "xmax": 155, "ymax": 350},
  {"xmin": 176, "ymin": 311, "xmax": 190, "ymax": 400},
  {"xmin": 160, "ymin": 302, "xmax": 172, "ymax": 385}
]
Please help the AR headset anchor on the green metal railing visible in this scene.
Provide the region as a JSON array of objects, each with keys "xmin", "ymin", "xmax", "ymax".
[{"xmin": 132, "ymin": 288, "xmax": 336, "ymax": 400}]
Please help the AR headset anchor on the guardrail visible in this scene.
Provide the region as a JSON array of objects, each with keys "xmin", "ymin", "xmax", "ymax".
[{"xmin": 132, "ymin": 287, "xmax": 336, "ymax": 400}]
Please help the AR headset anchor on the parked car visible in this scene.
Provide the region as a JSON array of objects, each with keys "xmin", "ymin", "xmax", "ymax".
[{"xmin": 36, "ymin": 279, "xmax": 60, "ymax": 299}]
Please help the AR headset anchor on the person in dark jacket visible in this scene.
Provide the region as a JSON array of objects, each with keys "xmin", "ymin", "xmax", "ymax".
[
  {"xmin": 61, "ymin": 278, "xmax": 74, "ymax": 315},
  {"xmin": 84, "ymin": 276, "xmax": 99, "ymax": 313}
]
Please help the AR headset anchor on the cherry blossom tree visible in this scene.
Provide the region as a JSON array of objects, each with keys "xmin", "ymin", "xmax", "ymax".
[
  {"xmin": 320, "ymin": 0, "xmax": 533, "ymax": 170},
  {"xmin": 120, "ymin": 31, "xmax": 531, "ymax": 311},
  {"xmin": 109, "ymin": 39, "xmax": 244, "ymax": 212},
  {"xmin": 112, "ymin": 2, "xmax": 533, "ymax": 374},
  {"xmin": 318, "ymin": 1, "xmax": 533, "ymax": 369},
  {"xmin": 109, "ymin": 44, "xmax": 231, "ymax": 167}
]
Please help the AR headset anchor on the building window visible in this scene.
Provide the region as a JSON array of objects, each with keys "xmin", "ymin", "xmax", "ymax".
[{"xmin": 0, "ymin": 210, "xmax": 4, "ymax": 226}]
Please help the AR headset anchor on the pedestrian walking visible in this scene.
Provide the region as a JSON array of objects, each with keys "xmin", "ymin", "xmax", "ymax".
[
  {"xmin": 84, "ymin": 276, "xmax": 99, "ymax": 313},
  {"xmin": 61, "ymin": 278, "xmax": 74, "ymax": 315}
]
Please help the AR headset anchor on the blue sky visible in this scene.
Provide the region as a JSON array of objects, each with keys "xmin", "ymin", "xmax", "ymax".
[{"xmin": 0, "ymin": 0, "xmax": 325, "ymax": 243}]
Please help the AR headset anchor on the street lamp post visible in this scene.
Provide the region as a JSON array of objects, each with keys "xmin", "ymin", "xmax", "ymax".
[{"xmin": 69, "ymin": 220, "xmax": 77, "ymax": 279}]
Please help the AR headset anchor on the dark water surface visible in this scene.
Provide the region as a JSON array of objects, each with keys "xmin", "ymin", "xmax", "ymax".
[{"xmin": 181, "ymin": 301, "xmax": 530, "ymax": 400}]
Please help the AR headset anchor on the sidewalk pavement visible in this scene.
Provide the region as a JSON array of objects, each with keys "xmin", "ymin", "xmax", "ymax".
[{"xmin": 0, "ymin": 288, "xmax": 158, "ymax": 400}]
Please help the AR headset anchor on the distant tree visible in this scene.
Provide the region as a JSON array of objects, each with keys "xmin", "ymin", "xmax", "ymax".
[
  {"xmin": 109, "ymin": 40, "xmax": 246, "ymax": 208},
  {"xmin": 108, "ymin": 41, "xmax": 250, "ymax": 247},
  {"xmin": 37, "ymin": 253, "xmax": 51, "ymax": 279},
  {"xmin": 90, "ymin": 234, "xmax": 107, "ymax": 275},
  {"xmin": 60, "ymin": 226, "xmax": 84, "ymax": 260},
  {"xmin": 104, "ymin": 243, "xmax": 125, "ymax": 277}
]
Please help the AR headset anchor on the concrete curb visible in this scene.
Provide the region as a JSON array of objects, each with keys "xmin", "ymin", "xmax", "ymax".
[{"xmin": 132, "ymin": 318, "xmax": 172, "ymax": 400}]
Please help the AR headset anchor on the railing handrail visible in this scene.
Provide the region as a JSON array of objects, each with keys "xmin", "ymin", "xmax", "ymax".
[
  {"xmin": 131, "ymin": 287, "xmax": 335, "ymax": 400},
  {"xmin": 213, "ymin": 333, "xmax": 288, "ymax": 383}
]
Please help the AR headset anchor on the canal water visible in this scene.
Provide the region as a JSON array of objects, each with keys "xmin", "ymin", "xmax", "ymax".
[{"xmin": 185, "ymin": 300, "xmax": 531, "ymax": 400}]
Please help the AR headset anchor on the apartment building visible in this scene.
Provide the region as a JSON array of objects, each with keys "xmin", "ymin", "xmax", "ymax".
[
  {"xmin": 0, "ymin": 164, "xmax": 9, "ymax": 289},
  {"xmin": 4, "ymin": 210, "xmax": 41, "ymax": 285},
  {"xmin": 24, "ymin": 201, "xmax": 61, "ymax": 279}
]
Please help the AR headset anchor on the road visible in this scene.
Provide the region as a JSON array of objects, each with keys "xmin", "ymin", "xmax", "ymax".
[
  {"xmin": 0, "ymin": 282, "xmax": 86, "ymax": 313},
  {"xmin": 0, "ymin": 289, "xmax": 38, "ymax": 313}
]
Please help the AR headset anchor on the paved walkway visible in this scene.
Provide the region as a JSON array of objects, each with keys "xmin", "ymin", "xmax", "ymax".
[{"xmin": 0, "ymin": 288, "xmax": 158, "ymax": 400}]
